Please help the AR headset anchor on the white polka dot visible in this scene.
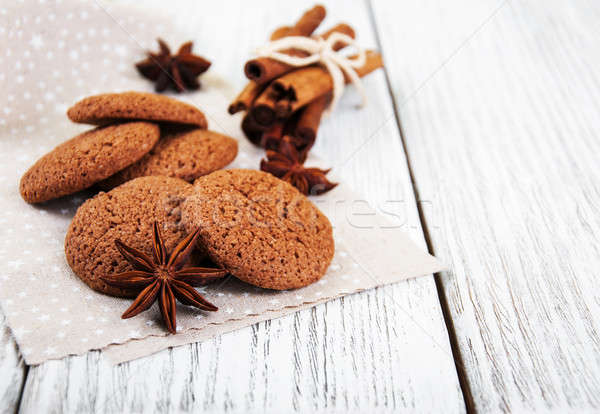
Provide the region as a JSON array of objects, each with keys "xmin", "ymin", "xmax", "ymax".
[
  {"xmin": 115, "ymin": 45, "xmax": 126, "ymax": 56},
  {"xmin": 69, "ymin": 50, "xmax": 78, "ymax": 60},
  {"xmin": 46, "ymin": 51, "xmax": 53, "ymax": 59},
  {"xmin": 30, "ymin": 34, "xmax": 43, "ymax": 49},
  {"xmin": 23, "ymin": 91, "xmax": 31, "ymax": 99},
  {"xmin": 35, "ymin": 103, "xmax": 43, "ymax": 111}
]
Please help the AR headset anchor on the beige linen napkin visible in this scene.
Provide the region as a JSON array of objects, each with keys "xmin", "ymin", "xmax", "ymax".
[{"xmin": 0, "ymin": 0, "xmax": 444, "ymax": 365}]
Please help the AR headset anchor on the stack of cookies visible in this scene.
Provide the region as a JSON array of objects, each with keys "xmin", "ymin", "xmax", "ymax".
[
  {"xmin": 64, "ymin": 170, "xmax": 334, "ymax": 298},
  {"xmin": 20, "ymin": 91, "xmax": 238, "ymax": 203},
  {"xmin": 20, "ymin": 91, "xmax": 334, "ymax": 304}
]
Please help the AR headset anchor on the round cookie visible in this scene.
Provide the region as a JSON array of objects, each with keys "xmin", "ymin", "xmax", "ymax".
[
  {"xmin": 65, "ymin": 176, "xmax": 194, "ymax": 297},
  {"xmin": 181, "ymin": 169, "xmax": 334, "ymax": 290},
  {"xmin": 67, "ymin": 91, "xmax": 207, "ymax": 128},
  {"xmin": 99, "ymin": 128, "xmax": 238, "ymax": 189},
  {"xmin": 20, "ymin": 122, "xmax": 159, "ymax": 203}
]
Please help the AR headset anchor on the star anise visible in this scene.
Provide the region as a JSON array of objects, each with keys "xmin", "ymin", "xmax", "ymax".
[
  {"xmin": 136, "ymin": 39, "xmax": 211, "ymax": 93},
  {"xmin": 260, "ymin": 136, "xmax": 337, "ymax": 195},
  {"xmin": 263, "ymin": 132, "xmax": 314, "ymax": 160},
  {"xmin": 101, "ymin": 222, "xmax": 227, "ymax": 333}
]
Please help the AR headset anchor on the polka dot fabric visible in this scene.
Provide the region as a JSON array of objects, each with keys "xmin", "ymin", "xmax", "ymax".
[{"xmin": 0, "ymin": 0, "xmax": 442, "ymax": 365}]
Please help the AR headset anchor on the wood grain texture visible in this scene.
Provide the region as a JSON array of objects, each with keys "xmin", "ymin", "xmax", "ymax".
[
  {"xmin": 0, "ymin": 312, "xmax": 26, "ymax": 412},
  {"xmin": 16, "ymin": 0, "xmax": 465, "ymax": 413},
  {"xmin": 371, "ymin": 0, "xmax": 600, "ymax": 412}
]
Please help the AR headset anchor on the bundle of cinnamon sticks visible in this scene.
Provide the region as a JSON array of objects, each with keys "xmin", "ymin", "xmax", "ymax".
[{"xmin": 229, "ymin": 4, "xmax": 383, "ymax": 194}]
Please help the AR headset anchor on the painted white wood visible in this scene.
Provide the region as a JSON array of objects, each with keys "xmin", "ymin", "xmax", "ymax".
[
  {"xmin": 0, "ymin": 312, "xmax": 26, "ymax": 412},
  {"xmin": 18, "ymin": 0, "xmax": 465, "ymax": 413},
  {"xmin": 372, "ymin": 0, "xmax": 600, "ymax": 412}
]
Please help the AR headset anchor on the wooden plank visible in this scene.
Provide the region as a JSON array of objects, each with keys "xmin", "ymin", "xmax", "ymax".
[
  {"xmin": 0, "ymin": 312, "xmax": 26, "ymax": 412},
  {"xmin": 19, "ymin": 0, "xmax": 465, "ymax": 412},
  {"xmin": 371, "ymin": 0, "xmax": 600, "ymax": 411}
]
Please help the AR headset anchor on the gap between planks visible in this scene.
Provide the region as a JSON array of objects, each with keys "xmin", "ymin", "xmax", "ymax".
[{"xmin": 365, "ymin": 0, "xmax": 476, "ymax": 411}]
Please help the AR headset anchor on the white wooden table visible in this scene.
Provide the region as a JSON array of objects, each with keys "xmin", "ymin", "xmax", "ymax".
[{"xmin": 3, "ymin": 0, "xmax": 600, "ymax": 412}]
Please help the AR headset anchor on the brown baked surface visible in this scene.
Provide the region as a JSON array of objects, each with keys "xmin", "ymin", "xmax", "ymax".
[
  {"xmin": 20, "ymin": 122, "xmax": 159, "ymax": 204},
  {"xmin": 181, "ymin": 169, "xmax": 334, "ymax": 290},
  {"xmin": 99, "ymin": 128, "xmax": 238, "ymax": 189},
  {"xmin": 66, "ymin": 91, "xmax": 208, "ymax": 128},
  {"xmin": 65, "ymin": 176, "xmax": 193, "ymax": 297}
]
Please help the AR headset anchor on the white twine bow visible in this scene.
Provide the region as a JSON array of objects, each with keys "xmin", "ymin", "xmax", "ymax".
[{"xmin": 255, "ymin": 32, "xmax": 367, "ymax": 115}]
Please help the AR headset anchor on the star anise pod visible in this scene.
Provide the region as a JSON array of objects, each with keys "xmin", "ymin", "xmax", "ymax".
[
  {"xmin": 263, "ymin": 132, "xmax": 314, "ymax": 160},
  {"xmin": 136, "ymin": 39, "xmax": 211, "ymax": 93},
  {"xmin": 260, "ymin": 136, "xmax": 337, "ymax": 195},
  {"xmin": 101, "ymin": 222, "xmax": 227, "ymax": 333}
]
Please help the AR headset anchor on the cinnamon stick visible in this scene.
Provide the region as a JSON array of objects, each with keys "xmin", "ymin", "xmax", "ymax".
[
  {"xmin": 251, "ymin": 88, "xmax": 280, "ymax": 127},
  {"xmin": 287, "ymin": 4, "xmax": 326, "ymax": 37},
  {"xmin": 229, "ymin": 8, "xmax": 323, "ymax": 114},
  {"xmin": 277, "ymin": 50, "xmax": 382, "ymax": 116},
  {"xmin": 270, "ymin": 26, "xmax": 292, "ymax": 41},
  {"xmin": 245, "ymin": 23, "xmax": 355, "ymax": 84},
  {"xmin": 252, "ymin": 50, "xmax": 383, "ymax": 123},
  {"xmin": 262, "ymin": 120, "xmax": 285, "ymax": 150},
  {"xmin": 325, "ymin": 23, "xmax": 356, "ymax": 49},
  {"xmin": 228, "ymin": 81, "xmax": 264, "ymax": 115},
  {"xmin": 295, "ymin": 93, "xmax": 330, "ymax": 150},
  {"xmin": 241, "ymin": 113, "xmax": 266, "ymax": 146}
]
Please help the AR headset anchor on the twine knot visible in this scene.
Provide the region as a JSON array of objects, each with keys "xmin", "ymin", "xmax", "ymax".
[{"xmin": 255, "ymin": 32, "xmax": 367, "ymax": 115}]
